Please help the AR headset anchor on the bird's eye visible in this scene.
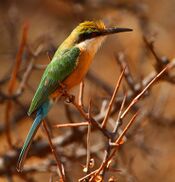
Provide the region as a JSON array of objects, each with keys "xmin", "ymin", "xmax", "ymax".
[
  {"xmin": 91, "ymin": 32, "xmax": 97, "ymax": 37},
  {"xmin": 77, "ymin": 32, "xmax": 90, "ymax": 43}
]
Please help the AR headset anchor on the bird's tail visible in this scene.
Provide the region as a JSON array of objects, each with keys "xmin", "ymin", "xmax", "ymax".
[{"xmin": 17, "ymin": 100, "xmax": 50, "ymax": 172}]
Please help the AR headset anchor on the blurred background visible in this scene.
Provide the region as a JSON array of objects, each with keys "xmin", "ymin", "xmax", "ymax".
[{"xmin": 0, "ymin": 0, "xmax": 175, "ymax": 181}]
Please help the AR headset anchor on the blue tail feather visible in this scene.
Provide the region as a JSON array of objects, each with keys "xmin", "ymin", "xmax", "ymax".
[{"xmin": 17, "ymin": 100, "xmax": 50, "ymax": 172}]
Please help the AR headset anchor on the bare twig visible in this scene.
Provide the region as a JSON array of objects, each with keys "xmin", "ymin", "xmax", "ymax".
[
  {"xmin": 113, "ymin": 92, "xmax": 127, "ymax": 135},
  {"xmin": 5, "ymin": 22, "xmax": 29, "ymax": 147},
  {"xmin": 78, "ymin": 81, "xmax": 85, "ymax": 108},
  {"xmin": 120, "ymin": 64, "xmax": 170, "ymax": 120},
  {"xmin": 64, "ymin": 94, "xmax": 112, "ymax": 139},
  {"xmin": 143, "ymin": 36, "xmax": 169, "ymax": 71},
  {"xmin": 42, "ymin": 121, "xmax": 65, "ymax": 182},
  {"xmin": 101, "ymin": 68, "xmax": 125, "ymax": 128},
  {"xmin": 16, "ymin": 59, "xmax": 34, "ymax": 96},
  {"xmin": 116, "ymin": 52, "xmax": 137, "ymax": 92},
  {"xmin": 84, "ymin": 101, "xmax": 92, "ymax": 175},
  {"xmin": 90, "ymin": 112, "xmax": 138, "ymax": 181},
  {"xmin": 54, "ymin": 122, "xmax": 89, "ymax": 128}
]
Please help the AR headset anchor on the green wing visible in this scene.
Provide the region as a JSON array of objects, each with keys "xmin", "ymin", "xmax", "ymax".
[{"xmin": 28, "ymin": 46, "xmax": 80, "ymax": 115}]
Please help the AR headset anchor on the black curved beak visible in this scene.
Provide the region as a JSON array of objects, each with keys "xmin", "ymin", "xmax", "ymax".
[{"xmin": 101, "ymin": 27, "xmax": 133, "ymax": 36}]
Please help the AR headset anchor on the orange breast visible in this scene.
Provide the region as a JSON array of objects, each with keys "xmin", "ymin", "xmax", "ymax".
[
  {"xmin": 63, "ymin": 50, "xmax": 93, "ymax": 89},
  {"xmin": 51, "ymin": 50, "xmax": 93, "ymax": 99}
]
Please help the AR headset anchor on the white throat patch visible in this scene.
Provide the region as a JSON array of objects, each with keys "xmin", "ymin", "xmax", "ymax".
[{"xmin": 77, "ymin": 36, "xmax": 106, "ymax": 56}]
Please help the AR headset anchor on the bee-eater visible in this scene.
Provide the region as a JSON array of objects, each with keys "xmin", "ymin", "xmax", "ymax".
[{"xmin": 17, "ymin": 20, "xmax": 132, "ymax": 171}]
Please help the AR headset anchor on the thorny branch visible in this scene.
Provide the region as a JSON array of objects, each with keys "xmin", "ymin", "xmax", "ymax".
[
  {"xmin": 0, "ymin": 51, "xmax": 174, "ymax": 180},
  {"xmin": 101, "ymin": 68, "xmax": 125, "ymax": 128},
  {"xmin": 42, "ymin": 120, "xmax": 66, "ymax": 181},
  {"xmin": 0, "ymin": 51, "xmax": 175, "ymax": 180}
]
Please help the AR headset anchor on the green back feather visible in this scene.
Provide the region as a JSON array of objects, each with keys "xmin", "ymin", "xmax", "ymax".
[{"xmin": 28, "ymin": 46, "xmax": 80, "ymax": 115}]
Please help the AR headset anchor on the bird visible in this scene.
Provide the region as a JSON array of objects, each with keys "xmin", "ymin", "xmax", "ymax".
[{"xmin": 17, "ymin": 20, "xmax": 132, "ymax": 171}]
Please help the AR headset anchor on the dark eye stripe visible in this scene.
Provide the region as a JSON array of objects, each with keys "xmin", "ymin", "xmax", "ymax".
[{"xmin": 77, "ymin": 32, "xmax": 101, "ymax": 43}]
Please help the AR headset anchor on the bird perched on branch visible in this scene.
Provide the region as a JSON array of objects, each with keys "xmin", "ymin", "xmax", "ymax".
[{"xmin": 17, "ymin": 20, "xmax": 132, "ymax": 171}]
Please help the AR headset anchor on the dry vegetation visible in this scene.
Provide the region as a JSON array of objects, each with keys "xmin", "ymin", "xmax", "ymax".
[{"xmin": 0, "ymin": 0, "xmax": 175, "ymax": 181}]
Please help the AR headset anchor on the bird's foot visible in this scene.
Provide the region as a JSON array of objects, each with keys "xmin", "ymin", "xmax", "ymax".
[
  {"xmin": 59, "ymin": 82, "xmax": 68, "ymax": 96},
  {"xmin": 58, "ymin": 82, "xmax": 75, "ymax": 103}
]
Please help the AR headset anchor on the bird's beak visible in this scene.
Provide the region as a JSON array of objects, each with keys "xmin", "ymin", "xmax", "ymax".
[{"xmin": 101, "ymin": 27, "xmax": 133, "ymax": 36}]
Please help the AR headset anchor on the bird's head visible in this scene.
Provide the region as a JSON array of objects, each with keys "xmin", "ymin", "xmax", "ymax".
[
  {"xmin": 72, "ymin": 21, "xmax": 132, "ymax": 43},
  {"xmin": 59, "ymin": 21, "xmax": 132, "ymax": 53}
]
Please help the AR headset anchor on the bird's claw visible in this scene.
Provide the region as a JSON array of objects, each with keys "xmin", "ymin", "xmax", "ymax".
[
  {"xmin": 58, "ymin": 82, "xmax": 75, "ymax": 103},
  {"xmin": 59, "ymin": 82, "xmax": 68, "ymax": 95}
]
